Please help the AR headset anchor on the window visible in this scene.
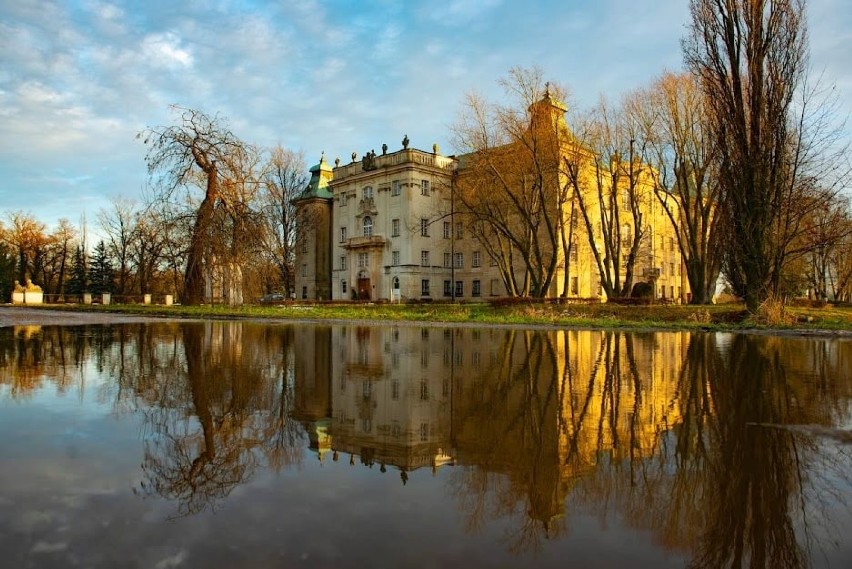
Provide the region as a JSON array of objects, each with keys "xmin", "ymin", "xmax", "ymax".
[
  {"xmin": 442, "ymin": 252, "xmax": 450, "ymax": 268},
  {"xmin": 420, "ymin": 422, "xmax": 429, "ymax": 442},
  {"xmin": 358, "ymin": 252, "xmax": 368, "ymax": 267},
  {"xmin": 421, "ymin": 218, "xmax": 429, "ymax": 237},
  {"xmin": 364, "ymin": 186, "xmax": 373, "ymax": 199},
  {"xmin": 443, "ymin": 280, "xmax": 452, "ymax": 297},
  {"xmin": 669, "ymin": 237, "xmax": 675, "ymax": 252},
  {"xmin": 455, "ymin": 222, "xmax": 464, "ymax": 239},
  {"xmin": 670, "ymin": 262, "xmax": 675, "ymax": 276},
  {"xmin": 341, "ymin": 280, "xmax": 347, "ymax": 294},
  {"xmin": 421, "ymin": 279, "xmax": 430, "ymax": 296},
  {"xmin": 454, "ymin": 252, "xmax": 463, "ymax": 268},
  {"xmin": 301, "ymin": 263, "xmax": 307, "ymax": 277},
  {"xmin": 571, "ymin": 276, "xmax": 579, "ymax": 295},
  {"xmin": 392, "ymin": 380, "xmax": 400, "ymax": 400},
  {"xmin": 421, "ymin": 250, "xmax": 430, "ymax": 266},
  {"xmin": 363, "ymin": 216, "xmax": 373, "ymax": 237},
  {"xmin": 302, "ymin": 286, "xmax": 307, "ymax": 299},
  {"xmin": 443, "ymin": 221, "xmax": 451, "ymax": 239},
  {"xmin": 622, "ymin": 188, "xmax": 630, "ymax": 208},
  {"xmin": 569, "ymin": 243, "xmax": 578, "ymax": 262},
  {"xmin": 472, "ymin": 280, "xmax": 481, "ymax": 297},
  {"xmin": 421, "ymin": 180, "xmax": 430, "ymax": 195},
  {"xmin": 490, "ymin": 278, "xmax": 500, "ymax": 296},
  {"xmin": 420, "ymin": 379, "xmax": 429, "ymax": 400},
  {"xmin": 455, "ymin": 281, "xmax": 463, "ymax": 297},
  {"xmin": 392, "ymin": 251, "xmax": 400, "ymax": 266},
  {"xmin": 490, "ymin": 254, "xmax": 498, "ymax": 267},
  {"xmin": 391, "ymin": 180, "xmax": 401, "ymax": 196},
  {"xmin": 472, "ymin": 251, "xmax": 481, "ymax": 268},
  {"xmin": 340, "ymin": 226, "xmax": 347, "ymax": 242},
  {"xmin": 340, "ymin": 256, "xmax": 346, "ymax": 270},
  {"xmin": 301, "ymin": 240, "xmax": 308, "ymax": 253},
  {"xmin": 341, "ymin": 193, "xmax": 348, "ymax": 206},
  {"xmin": 392, "ymin": 218, "xmax": 400, "ymax": 237}
]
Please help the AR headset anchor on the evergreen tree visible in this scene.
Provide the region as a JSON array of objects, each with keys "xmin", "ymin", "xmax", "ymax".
[
  {"xmin": 0, "ymin": 243, "xmax": 15, "ymax": 301},
  {"xmin": 67, "ymin": 245, "xmax": 88, "ymax": 295},
  {"xmin": 89, "ymin": 240, "xmax": 115, "ymax": 294}
]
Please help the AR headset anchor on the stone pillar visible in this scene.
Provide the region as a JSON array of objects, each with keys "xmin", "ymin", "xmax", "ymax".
[
  {"xmin": 143, "ymin": 294, "xmax": 152, "ymax": 305},
  {"xmin": 83, "ymin": 293, "xmax": 92, "ymax": 305},
  {"xmin": 102, "ymin": 293, "xmax": 111, "ymax": 305},
  {"xmin": 164, "ymin": 294, "xmax": 173, "ymax": 306}
]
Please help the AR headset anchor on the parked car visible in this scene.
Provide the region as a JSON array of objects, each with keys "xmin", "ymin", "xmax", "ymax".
[{"xmin": 259, "ymin": 293, "xmax": 286, "ymax": 304}]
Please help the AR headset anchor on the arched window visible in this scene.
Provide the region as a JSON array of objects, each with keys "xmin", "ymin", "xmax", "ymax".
[
  {"xmin": 392, "ymin": 277, "xmax": 400, "ymax": 290},
  {"xmin": 363, "ymin": 216, "xmax": 373, "ymax": 237}
]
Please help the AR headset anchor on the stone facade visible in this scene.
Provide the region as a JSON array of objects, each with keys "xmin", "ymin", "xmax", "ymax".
[{"xmin": 295, "ymin": 96, "xmax": 691, "ymax": 303}]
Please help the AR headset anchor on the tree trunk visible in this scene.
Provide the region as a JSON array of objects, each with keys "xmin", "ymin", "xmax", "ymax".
[{"xmin": 184, "ymin": 164, "xmax": 218, "ymax": 305}]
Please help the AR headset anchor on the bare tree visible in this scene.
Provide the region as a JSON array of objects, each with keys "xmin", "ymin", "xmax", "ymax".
[
  {"xmin": 140, "ymin": 106, "xmax": 251, "ymax": 305},
  {"xmin": 564, "ymin": 100, "xmax": 652, "ymax": 300},
  {"xmin": 452, "ymin": 67, "xmax": 572, "ymax": 297},
  {"xmin": 98, "ymin": 197, "xmax": 138, "ymax": 296},
  {"xmin": 47, "ymin": 218, "xmax": 77, "ymax": 298},
  {"xmin": 683, "ymin": 0, "xmax": 845, "ymax": 311},
  {"xmin": 259, "ymin": 146, "xmax": 308, "ymax": 297},
  {"xmin": 129, "ymin": 209, "xmax": 167, "ymax": 296},
  {"xmin": 627, "ymin": 72, "xmax": 722, "ymax": 304},
  {"xmin": 1, "ymin": 211, "xmax": 48, "ymax": 285}
]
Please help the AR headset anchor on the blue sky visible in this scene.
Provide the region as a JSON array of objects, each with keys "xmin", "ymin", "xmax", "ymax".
[{"xmin": 1, "ymin": 0, "xmax": 850, "ymax": 232}]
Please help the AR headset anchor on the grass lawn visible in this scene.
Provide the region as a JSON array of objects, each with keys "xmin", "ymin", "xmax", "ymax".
[{"xmin": 27, "ymin": 300, "xmax": 852, "ymax": 332}]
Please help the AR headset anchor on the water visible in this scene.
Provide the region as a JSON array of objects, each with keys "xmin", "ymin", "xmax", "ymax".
[{"xmin": 1, "ymin": 322, "xmax": 851, "ymax": 568}]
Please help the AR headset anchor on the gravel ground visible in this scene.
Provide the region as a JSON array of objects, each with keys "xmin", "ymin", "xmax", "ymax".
[{"xmin": 0, "ymin": 306, "xmax": 175, "ymax": 327}]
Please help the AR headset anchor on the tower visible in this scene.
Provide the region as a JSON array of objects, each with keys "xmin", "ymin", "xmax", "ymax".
[{"xmin": 294, "ymin": 154, "xmax": 334, "ymax": 300}]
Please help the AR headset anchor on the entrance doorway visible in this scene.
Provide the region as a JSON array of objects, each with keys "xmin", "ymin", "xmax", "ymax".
[{"xmin": 357, "ymin": 271, "xmax": 371, "ymax": 300}]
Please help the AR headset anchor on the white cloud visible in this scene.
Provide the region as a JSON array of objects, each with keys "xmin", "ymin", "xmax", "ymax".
[{"xmin": 141, "ymin": 32, "xmax": 193, "ymax": 69}]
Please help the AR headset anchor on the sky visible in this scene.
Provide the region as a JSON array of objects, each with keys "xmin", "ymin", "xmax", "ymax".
[{"xmin": 1, "ymin": 0, "xmax": 850, "ymax": 233}]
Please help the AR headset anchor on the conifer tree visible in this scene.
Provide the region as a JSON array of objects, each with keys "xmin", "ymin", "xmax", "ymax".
[
  {"xmin": 67, "ymin": 245, "xmax": 88, "ymax": 295},
  {"xmin": 88, "ymin": 240, "xmax": 115, "ymax": 294}
]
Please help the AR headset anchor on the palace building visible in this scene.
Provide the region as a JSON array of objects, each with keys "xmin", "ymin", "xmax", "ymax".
[{"xmin": 295, "ymin": 95, "xmax": 690, "ymax": 303}]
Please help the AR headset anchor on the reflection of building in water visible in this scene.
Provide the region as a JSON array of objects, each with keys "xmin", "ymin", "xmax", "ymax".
[
  {"xmin": 293, "ymin": 326, "xmax": 334, "ymax": 459},
  {"xmin": 555, "ymin": 331, "xmax": 687, "ymax": 478},
  {"xmin": 292, "ymin": 326, "xmax": 689, "ymax": 497},
  {"xmin": 330, "ymin": 326, "xmax": 453, "ymax": 474}
]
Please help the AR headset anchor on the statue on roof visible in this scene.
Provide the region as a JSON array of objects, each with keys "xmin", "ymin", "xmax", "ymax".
[{"xmin": 402, "ymin": 134, "xmax": 409, "ymax": 149}]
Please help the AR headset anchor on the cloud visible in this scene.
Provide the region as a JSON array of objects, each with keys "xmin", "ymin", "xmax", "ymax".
[
  {"xmin": 140, "ymin": 32, "xmax": 193, "ymax": 69},
  {"xmin": 0, "ymin": 0, "xmax": 849, "ymax": 232}
]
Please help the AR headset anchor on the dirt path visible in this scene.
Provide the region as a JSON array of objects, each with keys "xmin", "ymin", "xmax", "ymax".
[{"xmin": 0, "ymin": 307, "xmax": 175, "ymax": 327}]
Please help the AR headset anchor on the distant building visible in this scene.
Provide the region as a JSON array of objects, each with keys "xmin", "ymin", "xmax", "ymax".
[{"xmin": 295, "ymin": 94, "xmax": 690, "ymax": 302}]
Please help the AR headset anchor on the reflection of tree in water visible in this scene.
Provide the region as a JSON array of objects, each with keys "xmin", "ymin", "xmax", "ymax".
[
  {"xmin": 448, "ymin": 329, "xmax": 565, "ymax": 555},
  {"xmin": 687, "ymin": 335, "xmax": 812, "ymax": 569},
  {"xmin": 137, "ymin": 322, "xmax": 304, "ymax": 517},
  {"xmin": 0, "ymin": 325, "xmax": 95, "ymax": 397},
  {"xmin": 446, "ymin": 328, "xmax": 852, "ymax": 565},
  {"xmin": 569, "ymin": 333, "xmax": 851, "ymax": 569},
  {"xmin": 0, "ymin": 321, "xmax": 306, "ymax": 517}
]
